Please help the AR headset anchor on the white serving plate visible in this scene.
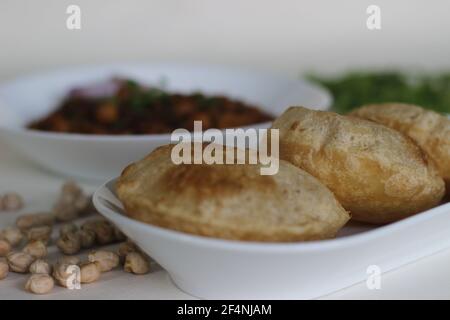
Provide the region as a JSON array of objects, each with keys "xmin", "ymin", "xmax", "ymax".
[
  {"xmin": 0, "ymin": 63, "xmax": 331, "ymax": 181},
  {"xmin": 94, "ymin": 178, "xmax": 450, "ymax": 299}
]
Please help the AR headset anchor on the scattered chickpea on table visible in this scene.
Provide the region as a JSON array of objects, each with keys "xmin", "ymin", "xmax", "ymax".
[
  {"xmin": 25, "ymin": 274, "xmax": 55, "ymax": 295},
  {"xmin": 0, "ymin": 227, "xmax": 24, "ymax": 247},
  {"xmin": 0, "ymin": 181, "xmax": 152, "ymax": 296},
  {"xmin": 80, "ymin": 261, "xmax": 102, "ymax": 284},
  {"xmin": 23, "ymin": 240, "xmax": 48, "ymax": 259},
  {"xmin": 0, "ymin": 239, "xmax": 11, "ymax": 257},
  {"xmin": 0, "ymin": 259, "xmax": 9, "ymax": 280},
  {"xmin": 29, "ymin": 259, "xmax": 52, "ymax": 275},
  {"xmin": 0, "ymin": 192, "xmax": 24, "ymax": 212}
]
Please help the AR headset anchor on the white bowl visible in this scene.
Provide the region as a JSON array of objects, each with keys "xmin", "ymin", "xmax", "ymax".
[
  {"xmin": 94, "ymin": 178, "xmax": 450, "ymax": 299},
  {"xmin": 0, "ymin": 63, "xmax": 331, "ymax": 181}
]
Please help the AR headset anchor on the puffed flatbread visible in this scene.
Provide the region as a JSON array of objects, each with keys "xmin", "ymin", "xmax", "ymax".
[
  {"xmin": 350, "ymin": 103, "xmax": 450, "ymax": 195},
  {"xmin": 116, "ymin": 144, "xmax": 349, "ymax": 242},
  {"xmin": 271, "ymin": 107, "xmax": 445, "ymax": 224}
]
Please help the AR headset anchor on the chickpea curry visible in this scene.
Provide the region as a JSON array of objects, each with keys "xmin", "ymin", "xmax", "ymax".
[{"xmin": 28, "ymin": 79, "xmax": 274, "ymax": 135}]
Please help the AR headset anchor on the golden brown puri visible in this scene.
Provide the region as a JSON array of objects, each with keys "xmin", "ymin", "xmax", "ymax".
[
  {"xmin": 271, "ymin": 107, "xmax": 445, "ymax": 224},
  {"xmin": 116, "ymin": 144, "xmax": 350, "ymax": 242},
  {"xmin": 350, "ymin": 103, "xmax": 450, "ymax": 194}
]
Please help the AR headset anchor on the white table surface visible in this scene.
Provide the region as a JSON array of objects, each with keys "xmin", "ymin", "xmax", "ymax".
[{"xmin": 1, "ymin": 139, "xmax": 450, "ymax": 300}]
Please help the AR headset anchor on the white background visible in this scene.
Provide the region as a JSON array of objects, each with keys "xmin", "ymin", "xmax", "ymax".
[
  {"xmin": 1, "ymin": 0, "xmax": 450, "ymax": 299},
  {"xmin": 1, "ymin": 0, "xmax": 450, "ymax": 81}
]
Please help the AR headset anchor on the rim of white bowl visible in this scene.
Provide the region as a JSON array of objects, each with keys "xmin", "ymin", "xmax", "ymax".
[
  {"xmin": 0, "ymin": 122, "xmax": 273, "ymax": 142},
  {"xmin": 93, "ymin": 177, "xmax": 450, "ymax": 253}
]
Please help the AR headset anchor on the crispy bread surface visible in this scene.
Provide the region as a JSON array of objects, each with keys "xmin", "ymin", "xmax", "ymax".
[
  {"xmin": 117, "ymin": 144, "xmax": 349, "ymax": 241},
  {"xmin": 272, "ymin": 107, "xmax": 445, "ymax": 224}
]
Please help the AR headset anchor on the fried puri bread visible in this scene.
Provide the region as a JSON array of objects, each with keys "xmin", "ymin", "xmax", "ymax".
[
  {"xmin": 271, "ymin": 107, "xmax": 445, "ymax": 224},
  {"xmin": 350, "ymin": 103, "xmax": 450, "ymax": 194},
  {"xmin": 116, "ymin": 144, "xmax": 349, "ymax": 242}
]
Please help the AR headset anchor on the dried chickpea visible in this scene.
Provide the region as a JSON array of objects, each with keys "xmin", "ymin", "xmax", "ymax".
[
  {"xmin": 29, "ymin": 259, "xmax": 52, "ymax": 274},
  {"xmin": 22, "ymin": 240, "xmax": 48, "ymax": 259},
  {"xmin": 94, "ymin": 221, "xmax": 115, "ymax": 245},
  {"xmin": 25, "ymin": 274, "xmax": 54, "ymax": 294},
  {"xmin": 27, "ymin": 225, "xmax": 52, "ymax": 244},
  {"xmin": 74, "ymin": 195, "xmax": 89, "ymax": 212},
  {"xmin": 117, "ymin": 241, "xmax": 140, "ymax": 262},
  {"xmin": 77, "ymin": 229, "xmax": 96, "ymax": 248},
  {"xmin": 80, "ymin": 219, "xmax": 96, "ymax": 232},
  {"xmin": 53, "ymin": 181, "xmax": 88, "ymax": 222},
  {"xmin": 16, "ymin": 212, "xmax": 54, "ymax": 230},
  {"xmin": 80, "ymin": 261, "xmax": 101, "ymax": 283},
  {"xmin": 124, "ymin": 252, "xmax": 150, "ymax": 275},
  {"xmin": 0, "ymin": 239, "xmax": 11, "ymax": 257},
  {"xmin": 88, "ymin": 250, "xmax": 119, "ymax": 272},
  {"xmin": 0, "ymin": 227, "xmax": 24, "ymax": 247},
  {"xmin": 82, "ymin": 219, "xmax": 115, "ymax": 245},
  {"xmin": 6, "ymin": 251, "xmax": 35, "ymax": 273},
  {"xmin": 1, "ymin": 192, "xmax": 24, "ymax": 211},
  {"xmin": 0, "ymin": 259, "xmax": 8, "ymax": 280},
  {"xmin": 59, "ymin": 223, "xmax": 78, "ymax": 237},
  {"xmin": 62, "ymin": 181, "xmax": 82, "ymax": 199},
  {"xmin": 53, "ymin": 262, "xmax": 80, "ymax": 288},
  {"xmin": 56, "ymin": 232, "xmax": 81, "ymax": 255}
]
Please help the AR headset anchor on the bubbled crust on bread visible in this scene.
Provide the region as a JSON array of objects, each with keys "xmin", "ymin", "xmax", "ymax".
[
  {"xmin": 350, "ymin": 103, "xmax": 450, "ymax": 193},
  {"xmin": 271, "ymin": 107, "xmax": 445, "ymax": 224},
  {"xmin": 116, "ymin": 144, "xmax": 349, "ymax": 242}
]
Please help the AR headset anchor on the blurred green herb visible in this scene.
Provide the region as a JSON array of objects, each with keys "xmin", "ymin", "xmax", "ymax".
[
  {"xmin": 308, "ymin": 72, "xmax": 450, "ymax": 114},
  {"xmin": 125, "ymin": 80, "xmax": 168, "ymax": 112}
]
